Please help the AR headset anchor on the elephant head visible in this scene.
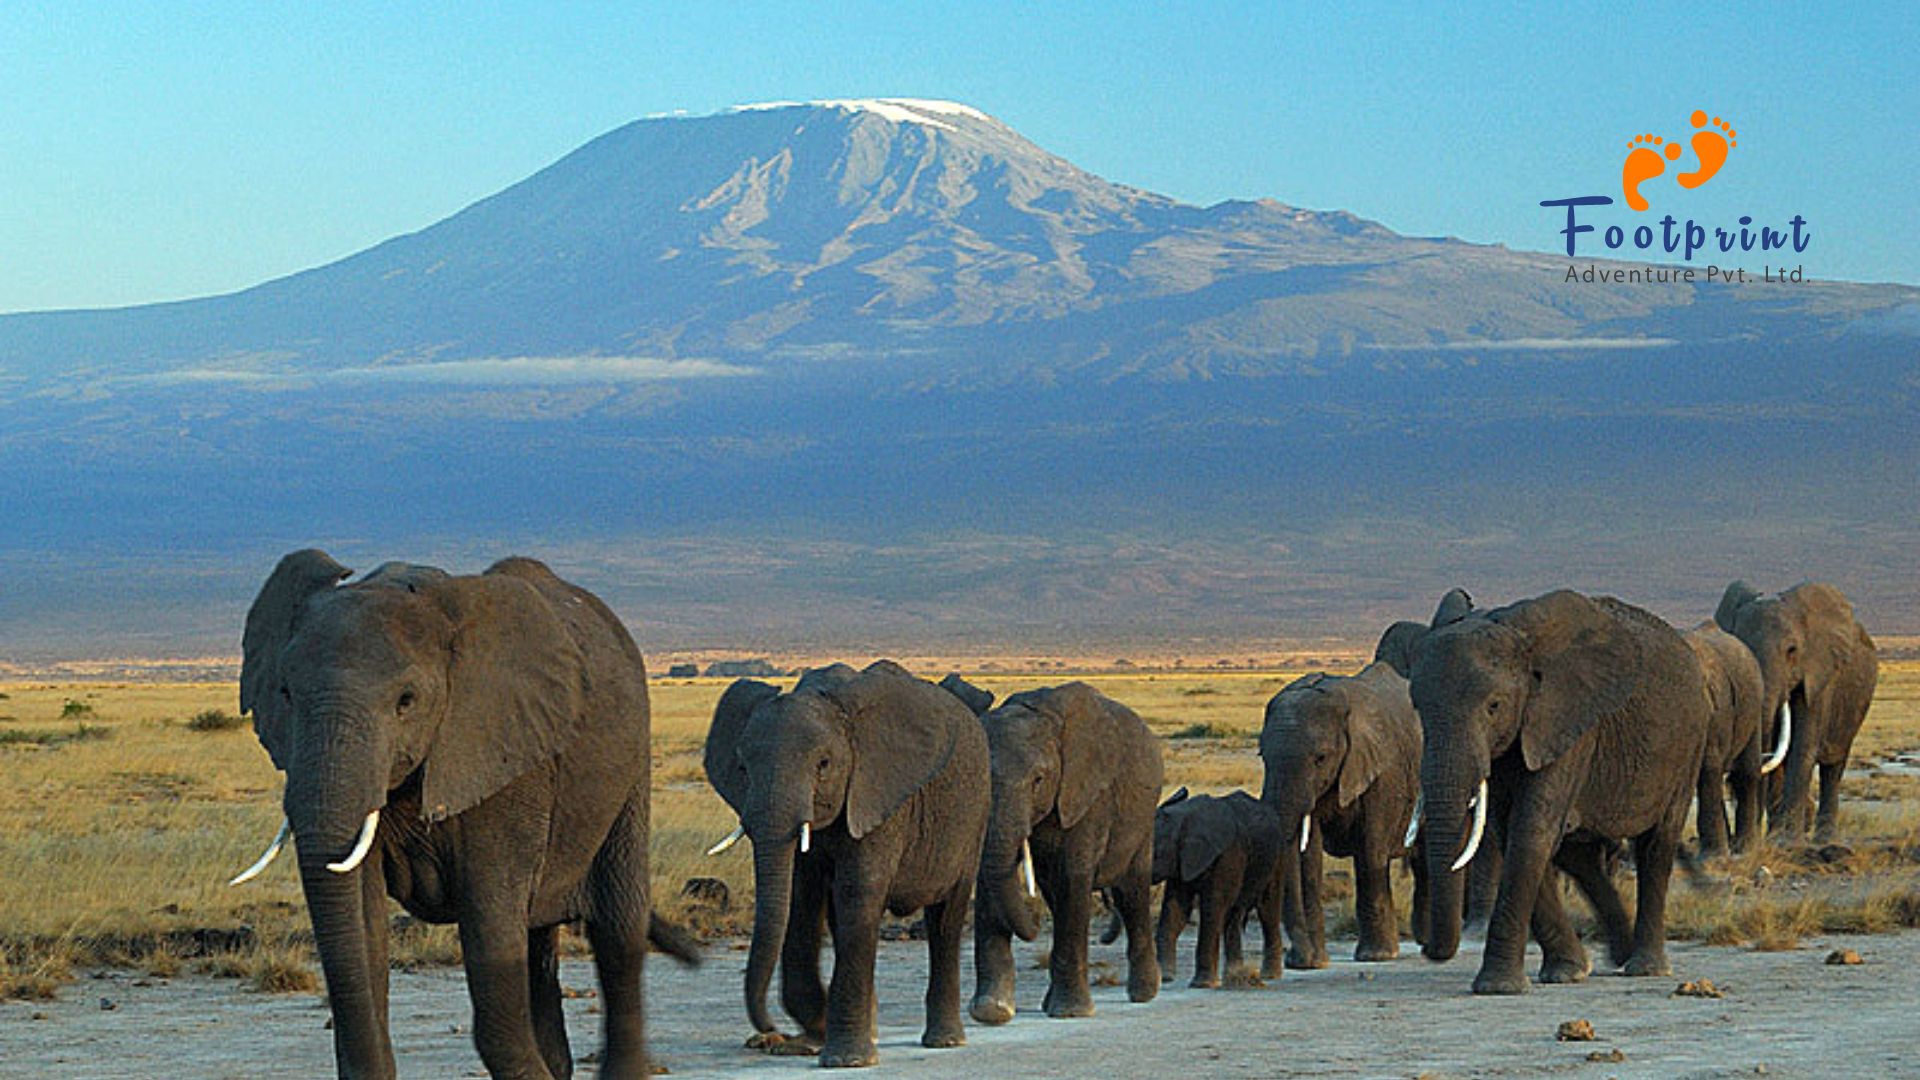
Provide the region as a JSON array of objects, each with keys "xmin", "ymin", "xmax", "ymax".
[
  {"xmin": 238, "ymin": 550, "xmax": 589, "ymax": 1072},
  {"xmin": 1153, "ymin": 791, "xmax": 1263, "ymax": 883},
  {"xmin": 703, "ymin": 662, "xmax": 962, "ymax": 1035},
  {"xmin": 1259, "ymin": 665, "xmax": 1406, "ymax": 865},
  {"xmin": 1409, "ymin": 590, "xmax": 1645, "ymax": 962},
  {"xmin": 975, "ymin": 683, "xmax": 1129, "ymax": 942},
  {"xmin": 1714, "ymin": 581, "xmax": 1810, "ymax": 773}
]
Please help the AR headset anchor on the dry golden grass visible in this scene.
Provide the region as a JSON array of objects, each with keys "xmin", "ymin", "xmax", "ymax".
[{"xmin": 4, "ymin": 660, "xmax": 1917, "ymax": 998}]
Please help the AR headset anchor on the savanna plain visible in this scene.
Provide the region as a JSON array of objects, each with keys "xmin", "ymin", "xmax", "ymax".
[{"xmin": 4, "ymin": 662, "xmax": 1919, "ymax": 1078}]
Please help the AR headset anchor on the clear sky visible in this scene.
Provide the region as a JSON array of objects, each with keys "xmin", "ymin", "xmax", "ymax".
[{"xmin": 2, "ymin": 2, "xmax": 1914, "ymax": 313}]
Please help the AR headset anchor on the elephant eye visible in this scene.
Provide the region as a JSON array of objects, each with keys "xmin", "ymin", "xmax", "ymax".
[
  {"xmin": 816, "ymin": 756, "xmax": 831, "ymax": 772},
  {"xmin": 1487, "ymin": 700, "xmax": 1501, "ymax": 713},
  {"xmin": 279, "ymin": 686, "xmax": 292, "ymax": 703},
  {"xmin": 397, "ymin": 691, "xmax": 416, "ymax": 714}
]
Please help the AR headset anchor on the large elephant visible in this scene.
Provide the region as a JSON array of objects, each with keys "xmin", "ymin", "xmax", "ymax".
[
  {"xmin": 703, "ymin": 661, "xmax": 990, "ymax": 1068},
  {"xmin": 235, "ymin": 551, "xmax": 695, "ymax": 1080},
  {"xmin": 969, "ymin": 682, "xmax": 1161, "ymax": 1024},
  {"xmin": 1684, "ymin": 622, "xmax": 1773, "ymax": 855},
  {"xmin": 1715, "ymin": 582, "xmax": 1879, "ymax": 842},
  {"xmin": 1259, "ymin": 662, "xmax": 1420, "ymax": 969},
  {"xmin": 1410, "ymin": 589, "xmax": 1710, "ymax": 994}
]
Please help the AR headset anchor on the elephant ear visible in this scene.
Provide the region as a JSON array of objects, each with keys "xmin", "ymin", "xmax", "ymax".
[
  {"xmin": 241, "ymin": 549, "xmax": 352, "ymax": 770},
  {"xmin": 1716, "ymin": 580, "xmax": 1760, "ymax": 632},
  {"xmin": 1503, "ymin": 592, "xmax": 1645, "ymax": 771},
  {"xmin": 1052, "ymin": 683, "xmax": 1129, "ymax": 829},
  {"xmin": 1432, "ymin": 587, "xmax": 1474, "ymax": 628},
  {"xmin": 704, "ymin": 679, "xmax": 780, "ymax": 812},
  {"xmin": 1176, "ymin": 800, "xmax": 1234, "ymax": 881},
  {"xmin": 938, "ymin": 673, "xmax": 995, "ymax": 716},
  {"xmin": 1374, "ymin": 621, "xmax": 1426, "ymax": 678},
  {"xmin": 843, "ymin": 677, "xmax": 963, "ymax": 839},
  {"xmin": 418, "ymin": 573, "xmax": 588, "ymax": 821},
  {"xmin": 1336, "ymin": 688, "xmax": 1391, "ymax": 808}
]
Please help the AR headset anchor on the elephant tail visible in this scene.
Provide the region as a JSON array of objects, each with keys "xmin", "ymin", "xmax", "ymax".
[{"xmin": 649, "ymin": 915, "xmax": 704, "ymax": 966}]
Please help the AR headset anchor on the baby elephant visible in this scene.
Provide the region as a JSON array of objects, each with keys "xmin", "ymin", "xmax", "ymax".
[
  {"xmin": 1259, "ymin": 662, "xmax": 1420, "ymax": 968},
  {"xmin": 1151, "ymin": 789, "xmax": 1285, "ymax": 987}
]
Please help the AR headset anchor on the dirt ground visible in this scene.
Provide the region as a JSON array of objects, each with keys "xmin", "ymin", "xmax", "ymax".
[{"xmin": 6, "ymin": 927, "xmax": 1913, "ymax": 1079}]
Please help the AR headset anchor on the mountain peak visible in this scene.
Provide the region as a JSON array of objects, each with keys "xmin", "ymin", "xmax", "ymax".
[{"xmin": 726, "ymin": 97, "xmax": 994, "ymax": 130}]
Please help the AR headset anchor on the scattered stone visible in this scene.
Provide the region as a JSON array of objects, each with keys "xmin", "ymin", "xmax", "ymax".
[
  {"xmin": 30, "ymin": 1012, "xmax": 47, "ymax": 1021},
  {"xmin": 576, "ymin": 1051, "xmax": 599, "ymax": 1064},
  {"xmin": 324, "ymin": 1018, "xmax": 333, "ymax": 1030},
  {"xmin": 98, "ymin": 998, "xmax": 117, "ymax": 1011},
  {"xmin": 1586, "ymin": 1048, "xmax": 1627, "ymax": 1063},
  {"xmin": 132, "ymin": 979, "xmax": 154, "ymax": 988},
  {"xmin": 651, "ymin": 1064, "xmax": 671, "ymax": 1076},
  {"xmin": 1826, "ymin": 948, "xmax": 1864, "ymax": 966},
  {"xmin": 1555, "ymin": 1019, "xmax": 1596, "ymax": 1041},
  {"xmin": 1815, "ymin": 843, "xmax": 1855, "ymax": 864},
  {"xmin": 745, "ymin": 1031, "xmax": 784, "ymax": 1051},
  {"xmin": 1673, "ymin": 979, "xmax": 1725, "ymax": 998},
  {"xmin": 561, "ymin": 985, "xmax": 597, "ymax": 999}
]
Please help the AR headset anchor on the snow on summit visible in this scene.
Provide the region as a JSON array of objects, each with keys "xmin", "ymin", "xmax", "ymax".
[{"xmin": 728, "ymin": 98, "xmax": 990, "ymax": 130}]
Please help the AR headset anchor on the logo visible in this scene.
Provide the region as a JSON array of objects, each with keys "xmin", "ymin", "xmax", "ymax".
[
  {"xmin": 1622, "ymin": 110, "xmax": 1737, "ymax": 211},
  {"xmin": 1541, "ymin": 108, "xmax": 1807, "ymax": 279}
]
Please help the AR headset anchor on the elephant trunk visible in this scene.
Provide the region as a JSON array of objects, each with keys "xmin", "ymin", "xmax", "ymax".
[
  {"xmin": 296, "ymin": 844, "xmax": 391, "ymax": 1079},
  {"xmin": 978, "ymin": 787, "xmax": 1040, "ymax": 942},
  {"xmin": 744, "ymin": 836, "xmax": 796, "ymax": 1034},
  {"xmin": 1419, "ymin": 792, "xmax": 1474, "ymax": 962}
]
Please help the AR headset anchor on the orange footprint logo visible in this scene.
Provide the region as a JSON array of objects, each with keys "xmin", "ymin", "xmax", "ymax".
[
  {"xmin": 1677, "ymin": 110, "xmax": 1736, "ymax": 189},
  {"xmin": 1622, "ymin": 133, "xmax": 1682, "ymax": 212}
]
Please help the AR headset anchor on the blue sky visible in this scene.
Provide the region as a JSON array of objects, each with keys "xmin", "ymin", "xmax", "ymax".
[{"xmin": 2, "ymin": 2, "xmax": 1913, "ymax": 313}]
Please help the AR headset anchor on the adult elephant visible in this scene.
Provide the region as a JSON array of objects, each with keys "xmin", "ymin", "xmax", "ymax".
[
  {"xmin": 703, "ymin": 661, "xmax": 990, "ymax": 1068},
  {"xmin": 1715, "ymin": 582, "xmax": 1879, "ymax": 842},
  {"xmin": 970, "ymin": 683, "xmax": 1161, "ymax": 1024},
  {"xmin": 1684, "ymin": 622, "xmax": 1774, "ymax": 855},
  {"xmin": 1260, "ymin": 662, "xmax": 1420, "ymax": 969},
  {"xmin": 234, "ymin": 551, "xmax": 695, "ymax": 1080},
  {"xmin": 1411, "ymin": 589, "xmax": 1710, "ymax": 994}
]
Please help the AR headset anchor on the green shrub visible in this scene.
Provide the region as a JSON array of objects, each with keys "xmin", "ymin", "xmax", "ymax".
[{"xmin": 186, "ymin": 709, "xmax": 246, "ymax": 732}]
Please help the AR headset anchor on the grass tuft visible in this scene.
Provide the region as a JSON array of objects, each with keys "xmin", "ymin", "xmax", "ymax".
[{"xmin": 185, "ymin": 709, "xmax": 247, "ymax": 732}]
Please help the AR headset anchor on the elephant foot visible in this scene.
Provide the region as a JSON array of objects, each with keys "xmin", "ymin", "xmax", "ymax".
[
  {"xmin": 1621, "ymin": 950, "xmax": 1671, "ymax": 977},
  {"xmin": 1127, "ymin": 967, "xmax": 1160, "ymax": 1003},
  {"xmin": 1471, "ymin": 969, "xmax": 1532, "ymax": 995},
  {"xmin": 968, "ymin": 994, "xmax": 1015, "ymax": 1026},
  {"xmin": 1284, "ymin": 946, "xmax": 1330, "ymax": 970},
  {"xmin": 1042, "ymin": 983, "xmax": 1095, "ymax": 1018},
  {"xmin": 920, "ymin": 1024, "xmax": 965, "ymax": 1049},
  {"xmin": 1260, "ymin": 956, "xmax": 1285, "ymax": 981},
  {"xmin": 1188, "ymin": 973, "xmax": 1221, "ymax": 990},
  {"xmin": 819, "ymin": 1034, "xmax": 879, "ymax": 1069},
  {"xmin": 1539, "ymin": 954, "xmax": 1592, "ymax": 984},
  {"xmin": 1354, "ymin": 940, "xmax": 1401, "ymax": 963}
]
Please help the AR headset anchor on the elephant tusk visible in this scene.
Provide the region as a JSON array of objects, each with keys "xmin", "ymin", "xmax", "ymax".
[
  {"xmin": 228, "ymin": 818, "xmax": 291, "ymax": 886},
  {"xmin": 799, "ymin": 820, "xmax": 811, "ymax": 854},
  {"xmin": 1021, "ymin": 839, "xmax": 1038, "ymax": 898},
  {"xmin": 705, "ymin": 824, "xmax": 746, "ymax": 856},
  {"xmin": 1452, "ymin": 780, "xmax": 1487, "ymax": 872},
  {"xmin": 326, "ymin": 810, "xmax": 381, "ymax": 874},
  {"xmin": 1760, "ymin": 701, "xmax": 1792, "ymax": 775},
  {"xmin": 1404, "ymin": 793, "xmax": 1423, "ymax": 849},
  {"xmin": 1299, "ymin": 815, "xmax": 1312, "ymax": 853}
]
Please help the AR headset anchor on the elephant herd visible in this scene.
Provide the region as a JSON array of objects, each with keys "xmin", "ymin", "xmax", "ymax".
[{"xmin": 228, "ymin": 550, "xmax": 1879, "ymax": 1077}]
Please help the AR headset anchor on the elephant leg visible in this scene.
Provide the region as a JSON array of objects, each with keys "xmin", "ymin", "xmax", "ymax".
[
  {"xmin": 528, "ymin": 926, "xmax": 573, "ymax": 1080},
  {"xmin": 1409, "ymin": 843, "xmax": 1430, "ymax": 948},
  {"xmin": 458, "ymin": 906, "xmax": 553, "ymax": 1079},
  {"xmin": 1353, "ymin": 855, "xmax": 1400, "ymax": 962},
  {"xmin": 1222, "ymin": 903, "xmax": 1248, "ymax": 974},
  {"xmin": 1555, "ymin": 838, "xmax": 1633, "ymax": 968},
  {"xmin": 920, "ymin": 881, "xmax": 969, "ymax": 1048},
  {"xmin": 1695, "ymin": 765, "xmax": 1731, "ymax": 859},
  {"xmin": 1728, "ymin": 760, "xmax": 1762, "ymax": 854},
  {"xmin": 1474, "ymin": 776, "xmax": 1571, "ymax": 995},
  {"xmin": 1110, "ymin": 867, "xmax": 1160, "ymax": 1002},
  {"xmin": 781, "ymin": 857, "xmax": 831, "ymax": 1043},
  {"xmin": 584, "ymin": 798, "xmax": 653, "ymax": 1080},
  {"xmin": 1529, "ymin": 868, "xmax": 1590, "ymax": 984},
  {"xmin": 1463, "ymin": 822, "xmax": 1504, "ymax": 938},
  {"xmin": 1041, "ymin": 869, "xmax": 1096, "ymax": 1018},
  {"xmin": 1190, "ymin": 876, "xmax": 1226, "ymax": 989},
  {"xmin": 1770, "ymin": 719, "xmax": 1817, "ymax": 841},
  {"xmin": 1255, "ymin": 873, "xmax": 1285, "ymax": 980},
  {"xmin": 1815, "ymin": 761, "xmax": 1846, "ymax": 843},
  {"xmin": 1155, "ymin": 885, "xmax": 1189, "ymax": 983},
  {"xmin": 822, "ymin": 870, "xmax": 886, "ymax": 1068},
  {"xmin": 359, "ymin": 853, "xmax": 395, "ymax": 1069},
  {"xmin": 1622, "ymin": 822, "xmax": 1679, "ymax": 977},
  {"xmin": 1286, "ymin": 828, "xmax": 1330, "ymax": 969}
]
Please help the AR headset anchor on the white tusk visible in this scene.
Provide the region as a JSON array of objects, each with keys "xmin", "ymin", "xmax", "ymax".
[
  {"xmin": 799, "ymin": 821, "xmax": 811, "ymax": 854},
  {"xmin": 228, "ymin": 818, "xmax": 291, "ymax": 886},
  {"xmin": 1021, "ymin": 838, "xmax": 1037, "ymax": 897},
  {"xmin": 326, "ymin": 810, "xmax": 381, "ymax": 874},
  {"xmin": 706, "ymin": 824, "xmax": 746, "ymax": 856},
  {"xmin": 1452, "ymin": 780, "xmax": 1487, "ymax": 872},
  {"xmin": 1760, "ymin": 701, "xmax": 1791, "ymax": 775},
  {"xmin": 1404, "ymin": 794, "xmax": 1423, "ymax": 849},
  {"xmin": 1299, "ymin": 815, "xmax": 1312, "ymax": 853}
]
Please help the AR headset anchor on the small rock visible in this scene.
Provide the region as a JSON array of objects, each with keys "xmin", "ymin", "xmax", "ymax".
[
  {"xmin": 650, "ymin": 1065, "xmax": 670, "ymax": 1076},
  {"xmin": 1825, "ymin": 948, "xmax": 1863, "ymax": 966},
  {"xmin": 30, "ymin": 1012, "xmax": 48, "ymax": 1021},
  {"xmin": 560, "ymin": 986, "xmax": 597, "ymax": 999},
  {"xmin": 324, "ymin": 1018, "xmax": 333, "ymax": 1030},
  {"xmin": 1555, "ymin": 1019, "xmax": 1596, "ymax": 1041},
  {"xmin": 576, "ymin": 1051, "xmax": 600, "ymax": 1064},
  {"xmin": 1755, "ymin": 1065, "xmax": 1768, "ymax": 1075},
  {"xmin": 132, "ymin": 979, "xmax": 153, "ymax": 988},
  {"xmin": 1673, "ymin": 979, "xmax": 1725, "ymax": 998},
  {"xmin": 1357, "ymin": 971, "xmax": 1375, "ymax": 981},
  {"xmin": 1752, "ymin": 865, "xmax": 1774, "ymax": 886},
  {"xmin": 1586, "ymin": 1049, "xmax": 1626, "ymax": 1063},
  {"xmin": 98, "ymin": 998, "xmax": 117, "ymax": 1011}
]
